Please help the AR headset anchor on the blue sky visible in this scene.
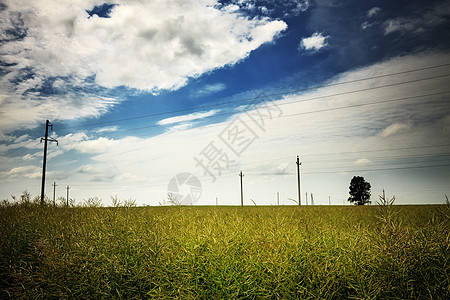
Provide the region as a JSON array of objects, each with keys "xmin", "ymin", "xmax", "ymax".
[{"xmin": 1, "ymin": 0, "xmax": 449, "ymax": 206}]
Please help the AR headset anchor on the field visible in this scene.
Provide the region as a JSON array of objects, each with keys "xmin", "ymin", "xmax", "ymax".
[{"xmin": 0, "ymin": 203, "xmax": 449, "ymax": 299}]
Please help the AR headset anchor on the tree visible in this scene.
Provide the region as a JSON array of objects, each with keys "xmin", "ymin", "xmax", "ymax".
[{"xmin": 348, "ymin": 176, "xmax": 371, "ymax": 205}]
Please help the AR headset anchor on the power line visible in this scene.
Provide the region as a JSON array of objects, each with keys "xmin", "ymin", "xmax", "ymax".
[
  {"xmin": 2, "ymin": 66, "xmax": 449, "ymax": 148},
  {"xmin": 68, "ymin": 160, "xmax": 450, "ymax": 192},
  {"xmin": 84, "ymin": 77, "xmax": 450, "ymax": 138},
  {"xmin": 246, "ymin": 162, "xmax": 450, "ymax": 176},
  {"xmin": 75, "ymin": 88, "xmax": 450, "ymax": 139},
  {"xmin": 54, "ymin": 143, "xmax": 450, "ymax": 190},
  {"xmin": 3, "ymin": 86, "xmax": 447, "ymax": 161},
  {"xmin": 56, "ymin": 64, "xmax": 450, "ymax": 131},
  {"xmin": 61, "ymin": 161, "xmax": 450, "ymax": 192},
  {"xmin": 2, "ymin": 68, "xmax": 449, "ymax": 188},
  {"xmin": 63, "ymin": 159, "xmax": 449, "ymax": 193},
  {"xmin": 0, "ymin": 138, "xmax": 40, "ymax": 166},
  {"xmin": 301, "ymin": 143, "xmax": 450, "ymax": 157},
  {"xmin": 305, "ymin": 163, "xmax": 450, "ymax": 174}
]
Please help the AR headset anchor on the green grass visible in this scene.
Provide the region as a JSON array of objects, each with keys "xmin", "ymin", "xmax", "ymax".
[{"xmin": 1, "ymin": 204, "xmax": 449, "ymax": 299}]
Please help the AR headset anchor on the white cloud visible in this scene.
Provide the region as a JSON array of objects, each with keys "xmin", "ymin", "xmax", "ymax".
[
  {"xmin": 96, "ymin": 126, "xmax": 119, "ymax": 133},
  {"xmin": 76, "ymin": 163, "xmax": 120, "ymax": 183},
  {"xmin": 380, "ymin": 123, "xmax": 412, "ymax": 137},
  {"xmin": 58, "ymin": 132, "xmax": 116, "ymax": 154},
  {"xmin": 69, "ymin": 137, "xmax": 116, "ymax": 154},
  {"xmin": 0, "ymin": 91, "xmax": 119, "ymax": 133},
  {"xmin": 355, "ymin": 158, "xmax": 371, "ymax": 166},
  {"xmin": 299, "ymin": 32, "xmax": 329, "ymax": 52},
  {"xmin": 223, "ymin": 4, "xmax": 240, "ymax": 13},
  {"xmin": 383, "ymin": 18, "xmax": 416, "ymax": 35},
  {"xmin": 56, "ymin": 51, "xmax": 448, "ymax": 205},
  {"xmin": 157, "ymin": 110, "xmax": 220, "ymax": 126},
  {"xmin": 48, "ymin": 149, "xmax": 64, "ymax": 160},
  {"xmin": 77, "ymin": 164, "xmax": 98, "ymax": 174},
  {"xmin": 167, "ymin": 123, "xmax": 194, "ymax": 133},
  {"xmin": 383, "ymin": 1, "xmax": 450, "ymax": 35},
  {"xmin": 58, "ymin": 132, "xmax": 89, "ymax": 145},
  {"xmin": 22, "ymin": 154, "xmax": 36, "ymax": 161},
  {"xmin": 193, "ymin": 83, "xmax": 226, "ymax": 97},
  {"xmin": 361, "ymin": 22, "xmax": 373, "ymax": 30},
  {"xmin": 367, "ymin": 7, "xmax": 381, "ymax": 18},
  {"xmin": 0, "ymin": 0, "xmax": 286, "ymax": 91},
  {"xmin": 0, "ymin": 0, "xmax": 287, "ymax": 133},
  {"xmin": 224, "ymin": 0, "xmax": 310, "ymax": 17},
  {"xmin": 0, "ymin": 135, "xmax": 40, "ymax": 154},
  {"xmin": 0, "ymin": 133, "xmax": 16, "ymax": 143},
  {"xmin": 276, "ymin": 162, "xmax": 290, "ymax": 175},
  {"xmin": 8, "ymin": 166, "xmax": 41, "ymax": 179},
  {"xmin": 2, "ymin": 51, "xmax": 449, "ymax": 205}
]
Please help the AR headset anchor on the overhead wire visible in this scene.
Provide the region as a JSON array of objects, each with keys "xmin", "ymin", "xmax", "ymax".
[
  {"xmin": 66, "ymin": 86, "xmax": 450, "ymax": 138},
  {"xmin": 55, "ymin": 144, "xmax": 450, "ymax": 189},
  {"xmin": 0, "ymin": 138, "xmax": 41, "ymax": 166},
  {"xmin": 56, "ymin": 63, "xmax": 450, "ymax": 131},
  {"xmin": 2, "ymin": 62, "xmax": 450, "ymax": 195},
  {"xmin": 62, "ymin": 159, "xmax": 450, "ymax": 192}
]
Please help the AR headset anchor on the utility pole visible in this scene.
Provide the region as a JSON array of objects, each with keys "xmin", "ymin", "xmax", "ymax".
[
  {"xmin": 329, "ymin": 196, "xmax": 331, "ymax": 205},
  {"xmin": 306, "ymin": 192, "xmax": 308, "ymax": 205},
  {"xmin": 277, "ymin": 192, "xmax": 280, "ymax": 206},
  {"xmin": 52, "ymin": 182, "xmax": 57, "ymax": 206},
  {"xmin": 40, "ymin": 120, "xmax": 58, "ymax": 205},
  {"xmin": 296, "ymin": 155, "xmax": 301, "ymax": 207},
  {"xmin": 66, "ymin": 186, "xmax": 70, "ymax": 207},
  {"xmin": 311, "ymin": 193, "xmax": 314, "ymax": 205},
  {"xmin": 239, "ymin": 171, "xmax": 244, "ymax": 207}
]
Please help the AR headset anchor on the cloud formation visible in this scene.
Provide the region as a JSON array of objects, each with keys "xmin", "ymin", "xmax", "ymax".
[
  {"xmin": 379, "ymin": 123, "xmax": 412, "ymax": 137},
  {"xmin": 299, "ymin": 32, "xmax": 329, "ymax": 52},
  {"xmin": 383, "ymin": 1, "xmax": 450, "ymax": 35},
  {"xmin": 0, "ymin": 0, "xmax": 287, "ymax": 132},
  {"xmin": 3, "ymin": 51, "xmax": 447, "ymax": 204},
  {"xmin": 367, "ymin": 7, "xmax": 381, "ymax": 18},
  {"xmin": 193, "ymin": 83, "xmax": 226, "ymax": 97},
  {"xmin": 219, "ymin": 0, "xmax": 310, "ymax": 17},
  {"xmin": 157, "ymin": 110, "xmax": 220, "ymax": 126},
  {"xmin": 1, "ymin": 0, "xmax": 287, "ymax": 91}
]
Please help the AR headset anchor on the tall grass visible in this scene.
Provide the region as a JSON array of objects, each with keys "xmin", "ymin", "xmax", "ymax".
[{"xmin": 0, "ymin": 203, "xmax": 448, "ymax": 299}]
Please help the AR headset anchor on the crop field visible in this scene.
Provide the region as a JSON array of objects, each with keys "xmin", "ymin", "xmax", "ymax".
[{"xmin": 1, "ymin": 203, "xmax": 449, "ymax": 299}]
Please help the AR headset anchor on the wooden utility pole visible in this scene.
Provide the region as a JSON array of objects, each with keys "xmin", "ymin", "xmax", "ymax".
[
  {"xmin": 239, "ymin": 171, "xmax": 244, "ymax": 207},
  {"xmin": 296, "ymin": 156, "xmax": 301, "ymax": 207},
  {"xmin": 277, "ymin": 192, "xmax": 280, "ymax": 206},
  {"xmin": 40, "ymin": 120, "xmax": 58, "ymax": 205},
  {"xmin": 66, "ymin": 186, "xmax": 70, "ymax": 207},
  {"xmin": 52, "ymin": 181, "xmax": 57, "ymax": 206}
]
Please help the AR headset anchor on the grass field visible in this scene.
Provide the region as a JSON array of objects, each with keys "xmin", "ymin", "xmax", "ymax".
[{"xmin": 0, "ymin": 202, "xmax": 449, "ymax": 299}]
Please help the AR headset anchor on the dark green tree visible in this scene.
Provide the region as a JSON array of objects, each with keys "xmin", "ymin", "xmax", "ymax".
[{"xmin": 348, "ymin": 176, "xmax": 371, "ymax": 205}]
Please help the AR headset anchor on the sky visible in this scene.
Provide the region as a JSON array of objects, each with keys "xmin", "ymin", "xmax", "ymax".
[{"xmin": 1, "ymin": 0, "xmax": 449, "ymax": 206}]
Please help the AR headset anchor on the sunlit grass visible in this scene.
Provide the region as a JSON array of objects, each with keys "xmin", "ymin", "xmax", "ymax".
[{"xmin": 0, "ymin": 203, "xmax": 448, "ymax": 298}]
